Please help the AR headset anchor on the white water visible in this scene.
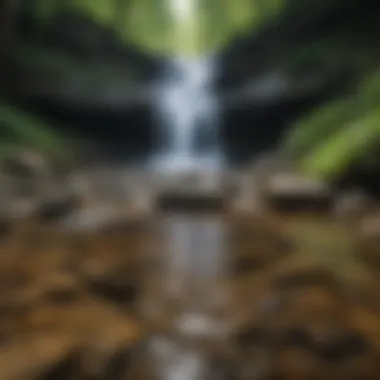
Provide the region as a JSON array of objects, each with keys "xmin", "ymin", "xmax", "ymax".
[
  {"xmin": 149, "ymin": 216, "xmax": 228, "ymax": 380},
  {"xmin": 153, "ymin": 56, "xmax": 222, "ymax": 172},
  {"xmin": 149, "ymin": 0, "xmax": 223, "ymax": 172}
]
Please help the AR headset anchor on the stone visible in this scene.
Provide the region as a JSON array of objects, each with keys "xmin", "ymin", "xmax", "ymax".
[
  {"xmin": 270, "ymin": 264, "xmax": 338, "ymax": 290},
  {"xmin": 0, "ymin": 201, "xmax": 11, "ymax": 239},
  {"xmin": 251, "ymin": 152, "xmax": 294, "ymax": 177},
  {"xmin": 35, "ymin": 192, "xmax": 82, "ymax": 222},
  {"xmin": 307, "ymin": 324, "xmax": 369, "ymax": 362},
  {"xmin": 229, "ymin": 173, "xmax": 265, "ymax": 215},
  {"xmin": 1, "ymin": 149, "xmax": 48, "ymax": 179},
  {"xmin": 333, "ymin": 190, "xmax": 375, "ymax": 223},
  {"xmin": 359, "ymin": 213, "xmax": 380, "ymax": 239},
  {"xmin": 87, "ymin": 277, "xmax": 140, "ymax": 306},
  {"xmin": 356, "ymin": 213, "xmax": 380, "ymax": 270},
  {"xmin": 233, "ymin": 324, "xmax": 273, "ymax": 348},
  {"xmin": 0, "ymin": 217, "xmax": 10, "ymax": 238},
  {"xmin": 264, "ymin": 172, "xmax": 333, "ymax": 212},
  {"xmin": 156, "ymin": 190, "xmax": 227, "ymax": 213},
  {"xmin": 0, "ymin": 333, "xmax": 75, "ymax": 380},
  {"xmin": 155, "ymin": 170, "xmax": 230, "ymax": 213}
]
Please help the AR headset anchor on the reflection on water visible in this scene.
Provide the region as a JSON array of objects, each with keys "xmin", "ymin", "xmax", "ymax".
[
  {"xmin": 163, "ymin": 215, "xmax": 226, "ymax": 311},
  {"xmin": 148, "ymin": 214, "xmax": 227, "ymax": 380}
]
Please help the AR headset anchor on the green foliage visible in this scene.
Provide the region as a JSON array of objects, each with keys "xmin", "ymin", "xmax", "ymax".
[
  {"xmin": 31, "ymin": 0, "xmax": 285, "ymax": 55},
  {"xmin": 0, "ymin": 104, "xmax": 68, "ymax": 160},
  {"xmin": 299, "ymin": 112, "xmax": 380, "ymax": 178},
  {"xmin": 282, "ymin": 99, "xmax": 357, "ymax": 158},
  {"xmin": 282, "ymin": 70, "xmax": 380, "ymax": 179}
]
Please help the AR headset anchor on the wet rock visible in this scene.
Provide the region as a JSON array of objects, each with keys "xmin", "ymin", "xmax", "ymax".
[
  {"xmin": 0, "ymin": 214, "xmax": 11, "ymax": 239},
  {"xmin": 270, "ymin": 262, "xmax": 338, "ymax": 291},
  {"xmin": 234, "ymin": 324, "xmax": 273, "ymax": 347},
  {"xmin": 77, "ymin": 304, "xmax": 143, "ymax": 379},
  {"xmin": 264, "ymin": 173, "xmax": 333, "ymax": 212},
  {"xmin": 307, "ymin": 325, "xmax": 369, "ymax": 362},
  {"xmin": 156, "ymin": 171, "xmax": 230, "ymax": 212},
  {"xmin": 156, "ymin": 190, "xmax": 227, "ymax": 212},
  {"xmin": 356, "ymin": 240, "xmax": 380, "ymax": 272},
  {"xmin": 231, "ymin": 236, "xmax": 292, "ymax": 277},
  {"xmin": 356, "ymin": 214, "xmax": 380, "ymax": 271},
  {"xmin": 231, "ymin": 254, "xmax": 269, "ymax": 276},
  {"xmin": 42, "ymin": 274, "xmax": 79, "ymax": 305},
  {"xmin": 359, "ymin": 213, "xmax": 380, "ymax": 239},
  {"xmin": 87, "ymin": 278, "xmax": 140, "ymax": 306},
  {"xmin": 333, "ymin": 190, "xmax": 375, "ymax": 222},
  {"xmin": 62, "ymin": 205, "xmax": 148, "ymax": 235},
  {"xmin": 251, "ymin": 152, "xmax": 294, "ymax": 177},
  {"xmin": 0, "ymin": 333, "xmax": 75, "ymax": 380},
  {"xmin": 282, "ymin": 325, "xmax": 312, "ymax": 347},
  {"xmin": 36, "ymin": 192, "xmax": 82, "ymax": 222},
  {"xmin": 39, "ymin": 354, "xmax": 78, "ymax": 380},
  {"xmin": 1, "ymin": 149, "xmax": 49, "ymax": 179},
  {"xmin": 276, "ymin": 347, "xmax": 323, "ymax": 380},
  {"xmin": 230, "ymin": 174, "xmax": 265, "ymax": 215},
  {"xmin": 80, "ymin": 345, "xmax": 132, "ymax": 380}
]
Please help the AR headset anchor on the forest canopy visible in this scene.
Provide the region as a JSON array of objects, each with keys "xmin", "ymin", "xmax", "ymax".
[{"xmin": 25, "ymin": 0, "xmax": 284, "ymax": 55}]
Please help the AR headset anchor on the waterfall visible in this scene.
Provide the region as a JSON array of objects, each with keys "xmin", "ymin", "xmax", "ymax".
[
  {"xmin": 146, "ymin": 2, "xmax": 227, "ymax": 379},
  {"xmin": 151, "ymin": 0, "xmax": 223, "ymax": 172}
]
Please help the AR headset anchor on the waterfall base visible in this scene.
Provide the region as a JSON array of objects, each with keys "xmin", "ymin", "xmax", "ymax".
[
  {"xmin": 151, "ymin": 151, "xmax": 224, "ymax": 173},
  {"xmin": 156, "ymin": 191, "xmax": 226, "ymax": 212}
]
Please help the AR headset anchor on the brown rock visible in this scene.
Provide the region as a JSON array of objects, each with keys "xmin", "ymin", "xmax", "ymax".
[
  {"xmin": 270, "ymin": 261, "xmax": 339, "ymax": 291},
  {"xmin": 0, "ymin": 333, "xmax": 75, "ymax": 380},
  {"xmin": 359, "ymin": 213, "xmax": 380, "ymax": 239},
  {"xmin": 276, "ymin": 347, "xmax": 324, "ymax": 379}
]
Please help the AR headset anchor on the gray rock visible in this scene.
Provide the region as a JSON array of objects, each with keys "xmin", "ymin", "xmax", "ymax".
[
  {"xmin": 35, "ymin": 190, "xmax": 83, "ymax": 222},
  {"xmin": 333, "ymin": 190, "xmax": 375, "ymax": 222},
  {"xmin": 264, "ymin": 172, "xmax": 332, "ymax": 212},
  {"xmin": 1, "ymin": 149, "xmax": 49, "ymax": 179},
  {"xmin": 156, "ymin": 191, "xmax": 227, "ymax": 213},
  {"xmin": 155, "ymin": 171, "xmax": 229, "ymax": 213}
]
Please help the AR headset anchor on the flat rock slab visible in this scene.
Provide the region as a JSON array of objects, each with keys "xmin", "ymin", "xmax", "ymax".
[
  {"xmin": 155, "ymin": 190, "xmax": 227, "ymax": 213},
  {"xmin": 265, "ymin": 174, "xmax": 332, "ymax": 212}
]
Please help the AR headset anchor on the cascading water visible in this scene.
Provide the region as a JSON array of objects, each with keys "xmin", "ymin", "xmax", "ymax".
[
  {"xmin": 154, "ymin": 57, "xmax": 222, "ymax": 172},
  {"xmin": 152, "ymin": 0, "xmax": 223, "ymax": 172}
]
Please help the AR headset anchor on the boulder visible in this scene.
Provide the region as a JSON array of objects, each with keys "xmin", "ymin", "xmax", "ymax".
[
  {"xmin": 359, "ymin": 212, "xmax": 380, "ymax": 239},
  {"xmin": 264, "ymin": 172, "xmax": 333, "ymax": 212},
  {"xmin": 155, "ymin": 171, "xmax": 229, "ymax": 213},
  {"xmin": 35, "ymin": 193, "xmax": 82, "ymax": 222},
  {"xmin": 251, "ymin": 152, "xmax": 295, "ymax": 178},
  {"xmin": 333, "ymin": 190, "xmax": 375, "ymax": 223},
  {"xmin": 2, "ymin": 149, "xmax": 49, "ymax": 180}
]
